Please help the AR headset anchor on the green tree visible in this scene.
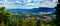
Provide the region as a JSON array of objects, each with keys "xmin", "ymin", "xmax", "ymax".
[
  {"xmin": 19, "ymin": 17, "xmax": 36, "ymax": 26},
  {"xmin": 0, "ymin": 7, "xmax": 11, "ymax": 26},
  {"xmin": 55, "ymin": 0, "xmax": 60, "ymax": 26},
  {"xmin": 12, "ymin": 17, "xmax": 19, "ymax": 26},
  {"xmin": 19, "ymin": 18, "xmax": 26, "ymax": 26},
  {"xmin": 26, "ymin": 17, "xmax": 36, "ymax": 26}
]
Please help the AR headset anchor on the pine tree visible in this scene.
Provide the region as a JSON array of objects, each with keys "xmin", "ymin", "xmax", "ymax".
[{"xmin": 55, "ymin": 0, "xmax": 60, "ymax": 26}]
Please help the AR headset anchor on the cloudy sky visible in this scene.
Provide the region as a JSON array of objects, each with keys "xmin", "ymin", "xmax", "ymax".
[{"xmin": 0, "ymin": 0, "xmax": 58, "ymax": 9}]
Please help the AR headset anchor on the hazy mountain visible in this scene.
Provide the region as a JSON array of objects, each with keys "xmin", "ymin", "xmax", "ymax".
[
  {"xmin": 6, "ymin": 7, "xmax": 56, "ymax": 17},
  {"xmin": 7, "ymin": 7, "xmax": 56, "ymax": 14}
]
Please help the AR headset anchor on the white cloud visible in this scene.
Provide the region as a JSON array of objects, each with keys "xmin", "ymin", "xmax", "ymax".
[
  {"xmin": 26, "ymin": 0, "xmax": 32, "ymax": 3},
  {"xmin": 39, "ymin": 1, "xmax": 57, "ymax": 8},
  {"xmin": 0, "ymin": 0, "xmax": 58, "ymax": 9}
]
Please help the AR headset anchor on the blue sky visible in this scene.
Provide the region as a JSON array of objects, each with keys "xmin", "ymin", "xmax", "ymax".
[{"xmin": 0, "ymin": 0, "xmax": 58, "ymax": 9}]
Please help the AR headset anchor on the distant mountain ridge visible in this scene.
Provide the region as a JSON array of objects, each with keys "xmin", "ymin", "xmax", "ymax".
[
  {"xmin": 7, "ymin": 7, "xmax": 56, "ymax": 14},
  {"xmin": 6, "ymin": 7, "xmax": 56, "ymax": 17}
]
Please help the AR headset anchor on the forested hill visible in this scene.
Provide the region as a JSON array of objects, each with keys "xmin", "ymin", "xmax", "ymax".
[{"xmin": 7, "ymin": 7, "xmax": 56, "ymax": 14}]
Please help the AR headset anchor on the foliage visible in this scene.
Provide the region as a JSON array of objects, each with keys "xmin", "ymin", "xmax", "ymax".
[
  {"xmin": 0, "ymin": 7, "xmax": 56, "ymax": 26},
  {"xmin": 55, "ymin": 1, "xmax": 60, "ymax": 25},
  {"xmin": 0, "ymin": 7, "xmax": 12, "ymax": 26}
]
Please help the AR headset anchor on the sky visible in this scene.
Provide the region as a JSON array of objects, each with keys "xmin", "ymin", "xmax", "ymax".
[{"xmin": 0, "ymin": 0, "xmax": 58, "ymax": 9}]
